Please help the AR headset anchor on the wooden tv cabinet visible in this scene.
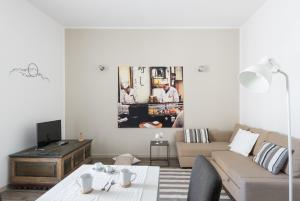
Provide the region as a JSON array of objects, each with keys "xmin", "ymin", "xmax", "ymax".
[{"xmin": 9, "ymin": 139, "xmax": 92, "ymax": 188}]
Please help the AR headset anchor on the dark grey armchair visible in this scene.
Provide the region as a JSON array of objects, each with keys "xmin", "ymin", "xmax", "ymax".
[{"xmin": 188, "ymin": 155, "xmax": 222, "ymax": 201}]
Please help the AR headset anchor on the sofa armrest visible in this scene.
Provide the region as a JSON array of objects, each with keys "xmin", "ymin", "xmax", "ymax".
[
  {"xmin": 240, "ymin": 178, "xmax": 300, "ymax": 201},
  {"xmin": 209, "ymin": 129, "xmax": 233, "ymax": 142},
  {"xmin": 175, "ymin": 130, "xmax": 184, "ymax": 142},
  {"xmin": 176, "ymin": 142, "xmax": 185, "ymax": 157}
]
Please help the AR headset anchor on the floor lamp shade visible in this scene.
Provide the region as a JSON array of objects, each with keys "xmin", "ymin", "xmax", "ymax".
[{"xmin": 239, "ymin": 64, "xmax": 272, "ymax": 93}]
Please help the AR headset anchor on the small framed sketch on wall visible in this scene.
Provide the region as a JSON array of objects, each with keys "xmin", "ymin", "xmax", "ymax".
[{"xmin": 118, "ymin": 65, "xmax": 184, "ymax": 128}]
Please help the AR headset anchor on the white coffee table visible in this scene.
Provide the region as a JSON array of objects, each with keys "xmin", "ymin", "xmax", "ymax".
[{"xmin": 36, "ymin": 165, "xmax": 160, "ymax": 201}]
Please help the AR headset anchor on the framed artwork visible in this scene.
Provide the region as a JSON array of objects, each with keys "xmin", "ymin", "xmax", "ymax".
[{"xmin": 118, "ymin": 65, "xmax": 184, "ymax": 128}]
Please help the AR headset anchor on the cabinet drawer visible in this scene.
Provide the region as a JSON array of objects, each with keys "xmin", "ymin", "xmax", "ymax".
[
  {"xmin": 85, "ymin": 145, "xmax": 91, "ymax": 158},
  {"xmin": 73, "ymin": 149, "xmax": 84, "ymax": 167},
  {"xmin": 64, "ymin": 157, "xmax": 72, "ymax": 175},
  {"xmin": 15, "ymin": 161, "xmax": 57, "ymax": 177}
]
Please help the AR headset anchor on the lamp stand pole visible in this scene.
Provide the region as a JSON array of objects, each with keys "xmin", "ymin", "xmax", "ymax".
[{"xmin": 278, "ymin": 70, "xmax": 293, "ymax": 201}]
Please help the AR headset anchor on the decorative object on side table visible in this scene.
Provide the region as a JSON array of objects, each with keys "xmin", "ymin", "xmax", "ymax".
[
  {"xmin": 79, "ymin": 132, "xmax": 85, "ymax": 142},
  {"xmin": 154, "ymin": 132, "xmax": 164, "ymax": 144},
  {"xmin": 150, "ymin": 140, "xmax": 170, "ymax": 166}
]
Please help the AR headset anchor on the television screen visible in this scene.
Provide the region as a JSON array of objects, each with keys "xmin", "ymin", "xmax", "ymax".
[{"xmin": 37, "ymin": 120, "xmax": 61, "ymax": 148}]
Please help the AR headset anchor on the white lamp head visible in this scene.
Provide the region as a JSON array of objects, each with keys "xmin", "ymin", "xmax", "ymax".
[{"xmin": 239, "ymin": 58, "xmax": 278, "ymax": 93}]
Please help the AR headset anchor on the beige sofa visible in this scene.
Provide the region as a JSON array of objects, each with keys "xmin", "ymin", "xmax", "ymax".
[{"xmin": 175, "ymin": 124, "xmax": 300, "ymax": 201}]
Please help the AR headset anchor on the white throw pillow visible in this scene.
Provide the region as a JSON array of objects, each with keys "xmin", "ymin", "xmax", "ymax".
[
  {"xmin": 229, "ymin": 129, "xmax": 259, "ymax": 157},
  {"xmin": 112, "ymin": 153, "xmax": 141, "ymax": 164}
]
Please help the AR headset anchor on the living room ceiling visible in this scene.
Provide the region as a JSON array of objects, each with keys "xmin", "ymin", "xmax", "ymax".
[{"xmin": 28, "ymin": 0, "xmax": 267, "ymax": 28}]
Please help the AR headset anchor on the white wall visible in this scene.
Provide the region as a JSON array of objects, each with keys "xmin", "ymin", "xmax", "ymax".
[
  {"xmin": 65, "ymin": 29, "xmax": 239, "ymax": 158},
  {"xmin": 240, "ymin": 0, "xmax": 300, "ymax": 138},
  {"xmin": 0, "ymin": 0, "xmax": 64, "ymax": 188}
]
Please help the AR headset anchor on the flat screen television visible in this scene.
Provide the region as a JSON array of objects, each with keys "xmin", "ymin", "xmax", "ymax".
[{"xmin": 37, "ymin": 120, "xmax": 61, "ymax": 148}]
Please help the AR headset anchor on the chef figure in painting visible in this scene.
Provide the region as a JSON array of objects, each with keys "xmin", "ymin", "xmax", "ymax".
[
  {"xmin": 159, "ymin": 81, "xmax": 179, "ymax": 103},
  {"xmin": 120, "ymin": 82, "xmax": 137, "ymax": 104},
  {"xmin": 172, "ymin": 110, "xmax": 184, "ymax": 128}
]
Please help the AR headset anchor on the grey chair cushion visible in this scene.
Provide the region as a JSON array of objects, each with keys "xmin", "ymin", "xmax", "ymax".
[{"xmin": 188, "ymin": 155, "xmax": 222, "ymax": 201}]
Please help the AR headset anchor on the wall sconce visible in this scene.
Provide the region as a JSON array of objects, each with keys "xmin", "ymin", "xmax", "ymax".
[
  {"xmin": 198, "ymin": 65, "xmax": 209, "ymax": 72},
  {"xmin": 98, "ymin": 65, "xmax": 106, "ymax": 71}
]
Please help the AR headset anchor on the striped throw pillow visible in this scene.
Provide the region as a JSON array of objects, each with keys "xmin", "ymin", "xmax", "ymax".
[
  {"xmin": 253, "ymin": 142, "xmax": 288, "ymax": 174},
  {"xmin": 184, "ymin": 129, "xmax": 209, "ymax": 143}
]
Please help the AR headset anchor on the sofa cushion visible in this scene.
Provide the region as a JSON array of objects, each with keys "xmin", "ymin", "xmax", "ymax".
[
  {"xmin": 176, "ymin": 142, "xmax": 229, "ymax": 157},
  {"xmin": 212, "ymin": 151, "xmax": 287, "ymax": 187},
  {"xmin": 253, "ymin": 142, "xmax": 288, "ymax": 174},
  {"xmin": 209, "ymin": 129, "xmax": 233, "ymax": 142},
  {"xmin": 229, "ymin": 123, "xmax": 250, "ymax": 142},
  {"xmin": 112, "ymin": 153, "xmax": 140, "ymax": 165},
  {"xmin": 176, "ymin": 129, "xmax": 233, "ymax": 143},
  {"xmin": 175, "ymin": 130, "xmax": 184, "ymax": 142},
  {"xmin": 229, "ymin": 129, "xmax": 259, "ymax": 157},
  {"xmin": 268, "ymin": 131, "xmax": 300, "ymax": 177},
  {"xmin": 184, "ymin": 128, "xmax": 209, "ymax": 143},
  {"xmin": 249, "ymin": 127, "xmax": 269, "ymax": 155}
]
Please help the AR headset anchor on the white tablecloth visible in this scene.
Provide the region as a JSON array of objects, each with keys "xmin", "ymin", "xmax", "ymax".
[{"xmin": 44, "ymin": 165, "xmax": 149, "ymax": 201}]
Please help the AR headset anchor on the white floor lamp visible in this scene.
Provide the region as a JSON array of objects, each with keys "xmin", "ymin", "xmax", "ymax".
[{"xmin": 239, "ymin": 57, "xmax": 293, "ymax": 201}]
